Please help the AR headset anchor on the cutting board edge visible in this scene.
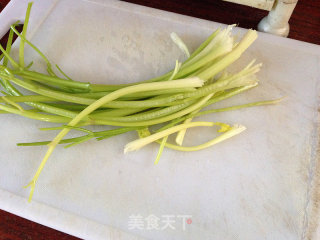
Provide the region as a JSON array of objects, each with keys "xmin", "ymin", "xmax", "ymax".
[{"xmin": 0, "ymin": 188, "xmax": 144, "ymax": 240}]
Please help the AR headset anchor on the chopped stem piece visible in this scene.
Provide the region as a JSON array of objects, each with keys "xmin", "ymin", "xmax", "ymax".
[
  {"xmin": 157, "ymin": 124, "xmax": 246, "ymax": 151},
  {"xmin": 125, "ymin": 121, "xmax": 218, "ymax": 153}
]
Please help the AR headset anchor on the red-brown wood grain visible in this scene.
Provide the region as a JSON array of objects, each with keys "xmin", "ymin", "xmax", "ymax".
[
  {"xmin": 0, "ymin": 210, "xmax": 80, "ymax": 240},
  {"xmin": 0, "ymin": 0, "xmax": 319, "ymax": 239}
]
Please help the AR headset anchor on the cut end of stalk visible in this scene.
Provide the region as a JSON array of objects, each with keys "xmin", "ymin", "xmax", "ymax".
[
  {"xmin": 179, "ymin": 77, "xmax": 205, "ymax": 88},
  {"xmin": 221, "ymin": 124, "xmax": 246, "ymax": 141},
  {"xmin": 209, "ymin": 25, "xmax": 234, "ymax": 55},
  {"xmin": 232, "ymin": 124, "xmax": 246, "ymax": 132},
  {"xmin": 238, "ymin": 30, "xmax": 258, "ymax": 53},
  {"xmin": 124, "ymin": 142, "xmax": 138, "ymax": 153}
]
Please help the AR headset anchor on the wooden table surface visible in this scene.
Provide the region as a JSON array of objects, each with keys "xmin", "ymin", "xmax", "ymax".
[{"xmin": 0, "ymin": 0, "xmax": 319, "ymax": 239}]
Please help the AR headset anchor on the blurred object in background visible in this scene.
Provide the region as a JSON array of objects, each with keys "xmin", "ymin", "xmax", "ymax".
[{"xmin": 226, "ymin": 0, "xmax": 298, "ymax": 37}]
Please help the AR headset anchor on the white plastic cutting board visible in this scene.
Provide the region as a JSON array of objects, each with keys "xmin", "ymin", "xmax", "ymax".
[{"xmin": 0, "ymin": 0, "xmax": 320, "ymax": 239}]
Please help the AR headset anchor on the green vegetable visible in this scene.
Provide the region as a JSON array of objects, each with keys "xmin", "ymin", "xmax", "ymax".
[{"xmin": 0, "ymin": 2, "xmax": 282, "ymax": 202}]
